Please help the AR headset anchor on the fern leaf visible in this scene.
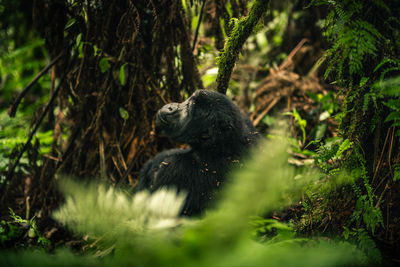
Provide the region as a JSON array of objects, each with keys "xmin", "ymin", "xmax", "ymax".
[
  {"xmin": 379, "ymin": 67, "xmax": 400, "ymax": 82},
  {"xmin": 334, "ymin": 139, "xmax": 353, "ymax": 159},
  {"xmin": 373, "ymin": 76, "xmax": 400, "ymax": 96},
  {"xmin": 384, "ymin": 111, "xmax": 400, "ymax": 122},
  {"xmin": 382, "ymin": 99, "xmax": 400, "ymax": 111},
  {"xmin": 373, "ymin": 58, "xmax": 400, "ymax": 73}
]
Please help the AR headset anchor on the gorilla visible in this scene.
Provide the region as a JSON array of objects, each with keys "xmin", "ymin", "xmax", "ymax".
[{"xmin": 138, "ymin": 90, "xmax": 259, "ymax": 216}]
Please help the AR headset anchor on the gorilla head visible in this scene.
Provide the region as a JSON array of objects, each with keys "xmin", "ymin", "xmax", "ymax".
[{"xmin": 155, "ymin": 90, "xmax": 249, "ymax": 153}]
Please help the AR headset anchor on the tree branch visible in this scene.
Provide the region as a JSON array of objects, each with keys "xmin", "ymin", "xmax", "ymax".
[
  {"xmin": 8, "ymin": 52, "xmax": 64, "ymax": 117},
  {"xmin": 192, "ymin": 0, "xmax": 207, "ymax": 52},
  {"xmin": 216, "ymin": 0, "xmax": 270, "ymax": 95},
  {"xmin": 4, "ymin": 61, "xmax": 70, "ymax": 190}
]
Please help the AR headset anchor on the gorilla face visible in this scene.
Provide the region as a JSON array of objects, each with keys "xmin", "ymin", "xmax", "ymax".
[
  {"xmin": 155, "ymin": 90, "xmax": 244, "ymax": 148},
  {"xmin": 155, "ymin": 94, "xmax": 193, "ymax": 141}
]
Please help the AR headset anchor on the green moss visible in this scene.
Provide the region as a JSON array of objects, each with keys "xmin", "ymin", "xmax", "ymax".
[{"xmin": 216, "ymin": 0, "xmax": 270, "ymax": 94}]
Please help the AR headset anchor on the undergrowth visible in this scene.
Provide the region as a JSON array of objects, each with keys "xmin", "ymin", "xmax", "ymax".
[{"xmin": 0, "ymin": 135, "xmax": 372, "ymax": 266}]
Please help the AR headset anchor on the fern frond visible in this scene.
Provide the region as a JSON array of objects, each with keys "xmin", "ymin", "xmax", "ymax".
[
  {"xmin": 356, "ymin": 228, "xmax": 382, "ymax": 264},
  {"xmin": 53, "ymin": 181, "xmax": 187, "ymax": 239},
  {"xmin": 383, "ymin": 99, "xmax": 400, "ymax": 111},
  {"xmin": 380, "ymin": 67, "xmax": 400, "ymax": 82},
  {"xmin": 374, "ymin": 76, "xmax": 400, "ymax": 96},
  {"xmin": 373, "ymin": 58, "xmax": 400, "ymax": 73},
  {"xmin": 318, "ymin": 1, "xmax": 386, "ymax": 81},
  {"xmin": 384, "ymin": 111, "xmax": 400, "ymax": 123}
]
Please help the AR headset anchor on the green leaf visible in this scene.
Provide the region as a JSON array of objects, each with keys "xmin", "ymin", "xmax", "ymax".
[
  {"xmin": 335, "ymin": 139, "xmax": 353, "ymax": 159},
  {"xmin": 93, "ymin": 45, "xmax": 99, "ymax": 57},
  {"xmin": 384, "ymin": 111, "xmax": 400, "ymax": 122},
  {"xmin": 99, "ymin": 58, "xmax": 109, "ymax": 73},
  {"xmin": 119, "ymin": 63, "xmax": 128, "ymax": 86},
  {"xmin": 382, "ymin": 99, "xmax": 400, "ymax": 111},
  {"xmin": 342, "ymin": 226, "xmax": 351, "ymax": 240},
  {"xmin": 261, "ymin": 115, "xmax": 276, "ymax": 127},
  {"xmin": 75, "ymin": 33, "xmax": 82, "ymax": 48},
  {"xmin": 319, "ymin": 111, "xmax": 330, "ymax": 121},
  {"xmin": 64, "ymin": 18, "xmax": 76, "ymax": 30},
  {"xmin": 359, "ymin": 77, "xmax": 369, "ymax": 87},
  {"xmin": 376, "ymin": 76, "xmax": 400, "ymax": 96},
  {"xmin": 314, "ymin": 123, "xmax": 327, "ymax": 140},
  {"xmin": 373, "ymin": 58, "xmax": 400, "ymax": 73},
  {"xmin": 119, "ymin": 107, "xmax": 129, "ymax": 120},
  {"xmin": 28, "ymin": 228, "xmax": 36, "ymax": 238}
]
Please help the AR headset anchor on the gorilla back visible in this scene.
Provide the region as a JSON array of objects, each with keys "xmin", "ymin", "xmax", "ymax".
[{"xmin": 138, "ymin": 90, "xmax": 258, "ymax": 216}]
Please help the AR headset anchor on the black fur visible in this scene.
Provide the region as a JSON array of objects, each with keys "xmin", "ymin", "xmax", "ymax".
[{"xmin": 138, "ymin": 90, "xmax": 258, "ymax": 216}]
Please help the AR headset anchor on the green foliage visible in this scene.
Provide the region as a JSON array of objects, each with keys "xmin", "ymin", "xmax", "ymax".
[
  {"xmin": 311, "ymin": 0, "xmax": 398, "ymax": 146},
  {"xmin": 0, "ymin": 2, "xmax": 55, "ymax": 177},
  {"xmin": 6, "ymin": 208, "xmax": 50, "ymax": 247},
  {"xmin": 99, "ymin": 58, "xmax": 109, "ymax": 73},
  {"xmin": 307, "ymin": 91, "xmax": 340, "ymax": 142},
  {"xmin": 285, "ymin": 108, "xmax": 307, "ymax": 145},
  {"xmin": 0, "ymin": 0, "xmax": 50, "ymax": 108},
  {"xmin": 0, "ymin": 220, "xmax": 21, "ymax": 247},
  {"xmin": 314, "ymin": 138, "xmax": 352, "ymax": 174},
  {"xmin": 65, "ymin": 19, "xmax": 113, "ymax": 75},
  {"xmin": 0, "ymin": 112, "xmax": 54, "ymax": 173},
  {"xmin": 119, "ymin": 63, "xmax": 128, "ymax": 86},
  {"xmin": 312, "ymin": 0, "xmax": 400, "ymax": 135},
  {"xmin": 394, "ymin": 164, "xmax": 400, "ymax": 182},
  {"xmin": 9, "ymin": 135, "xmax": 365, "ymax": 266},
  {"xmin": 251, "ymin": 217, "xmax": 295, "ymax": 243},
  {"xmin": 313, "ymin": 139, "xmax": 383, "ymax": 236},
  {"xmin": 346, "ymin": 148, "xmax": 384, "ymax": 234},
  {"xmin": 0, "ymin": 39, "xmax": 50, "ymax": 109},
  {"xmin": 352, "ymin": 195, "xmax": 383, "ymax": 235},
  {"xmin": 216, "ymin": 0, "xmax": 270, "ymax": 94},
  {"xmin": 64, "ymin": 18, "xmax": 77, "ymax": 30},
  {"xmin": 0, "ymin": 112, "xmax": 28, "ymax": 172},
  {"xmin": 282, "ymin": 92, "xmax": 340, "ymax": 158},
  {"xmin": 242, "ymin": 6, "xmax": 290, "ymax": 72},
  {"xmin": 307, "ymin": 92, "xmax": 339, "ymax": 120},
  {"xmin": 335, "ymin": 138, "xmax": 353, "ymax": 159},
  {"xmin": 263, "ymin": 10, "xmax": 289, "ymax": 47},
  {"xmin": 201, "ymin": 67, "xmax": 219, "ymax": 88},
  {"xmin": 342, "ymin": 227, "xmax": 382, "ymax": 265},
  {"xmin": 315, "ymin": 0, "xmax": 384, "ymax": 82},
  {"xmin": 54, "ymin": 181, "xmax": 187, "ymax": 239},
  {"xmin": 298, "ymin": 164, "xmax": 360, "ymax": 233},
  {"xmin": 374, "ymin": 59, "xmax": 400, "ymax": 80},
  {"xmin": 308, "ymin": 2, "xmax": 398, "ymax": 254},
  {"xmin": 374, "ymin": 76, "xmax": 400, "ymax": 141},
  {"xmin": 0, "ymin": 249, "xmax": 98, "ymax": 267},
  {"xmin": 118, "ymin": 107, "xmax": 129, "ymax": 121}
]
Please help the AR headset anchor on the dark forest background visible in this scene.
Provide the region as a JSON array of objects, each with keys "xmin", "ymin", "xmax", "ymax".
[{"xmin": 1, "ymin": 0, "xmax": 400, "ymax": 266}]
